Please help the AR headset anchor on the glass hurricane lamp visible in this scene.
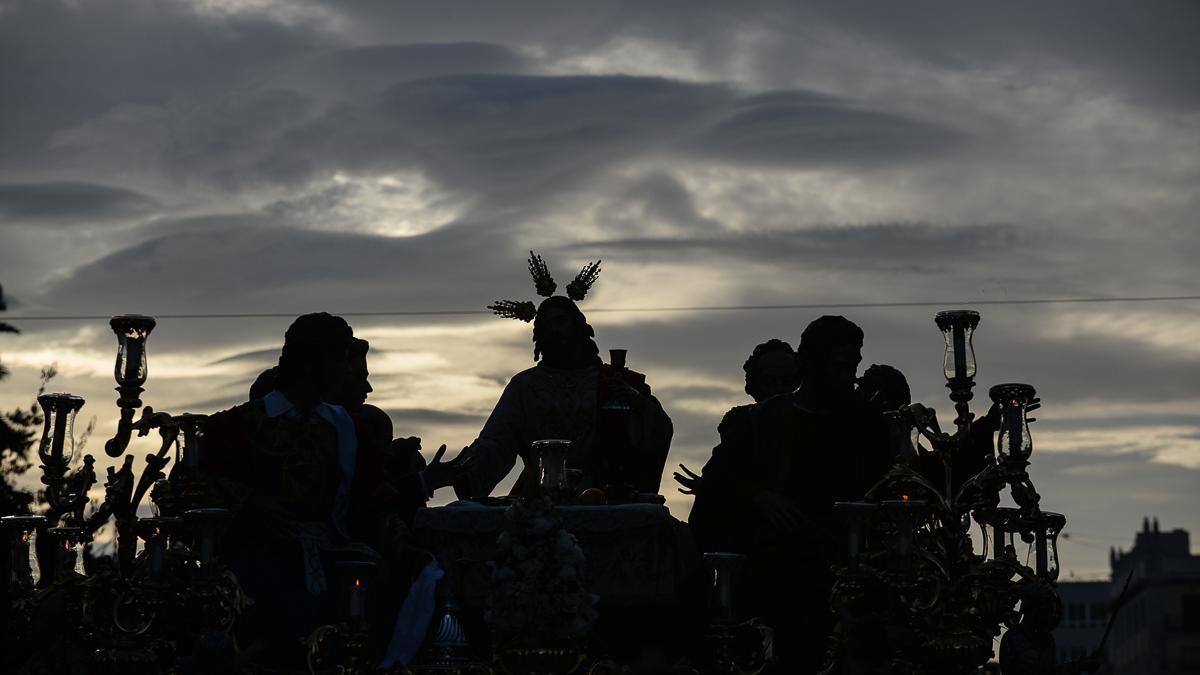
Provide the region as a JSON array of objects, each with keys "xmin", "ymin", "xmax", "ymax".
[
  {"xmin": 110, "ymin": 314, "xmax": 156, "ymax": 390},
  {"xmin": 989, "ymin": 383, "xmax": 1037, "ymax": 464},
  {"xmin": 36, "ymin": 393, "xmax": 85, "ymax": 468},
  {"xmin": 531, "ymin": 439, "xmax": 571, "ymax": 496},
  {"xmin": 934, "ymin": 310, "xmax": 980, "ymax": 381}
]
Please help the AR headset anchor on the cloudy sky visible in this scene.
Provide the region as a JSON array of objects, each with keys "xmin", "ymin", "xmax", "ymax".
[{"xmin": 1, "ymin": 0, "xmax": 1198, "ymax": 577}]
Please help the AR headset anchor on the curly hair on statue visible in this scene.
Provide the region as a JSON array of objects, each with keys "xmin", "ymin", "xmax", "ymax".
[{"xmin": 742, "ymin": 339, "xmax": 800, "ymax": 400}]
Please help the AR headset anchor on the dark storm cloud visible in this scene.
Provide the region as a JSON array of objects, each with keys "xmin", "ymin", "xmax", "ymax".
[
  {"xmin": 689, "ymin": 91, "xmax": 963, "ymax": 167},
  {"xmin": 787, "ymin": 0, "xmax": 1200, "ymax": 110},
  {"xmin": 296, "ymin": 74, "xmax": 729, "ymax": 198},
  {"xmin": 0, "ymin": 182, "xmax": 158, "ymax": 225},
  {"xmin": 281, "ymin": 43, "xmax": 532, "ymax": 97},
  {"xmin": 276, "ymin": 75, "xmax": 966, "ymax": 204},
  {"xmin": 569, "ymin": 222, "xmax": 1046, "ymax": 279},
  {"xmin": 313, "ymin": 1, "xmax": 1200, "ymax": 109},
  {"xmin": 0, "ymin": 0, "xmax": 328, "ymax": 158},
  {"xmin": 34, "ymin": 213, "xmax": 529, "ymax": 314}
]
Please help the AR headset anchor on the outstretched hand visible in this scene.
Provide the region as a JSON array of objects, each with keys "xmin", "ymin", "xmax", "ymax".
[
  {"xmin": 673, "ymin": 463, "xmax": 702, "ymax": 495},
  {"xmin": 423, "ymin": 444, "xmax": 474, "ymax": 493}
]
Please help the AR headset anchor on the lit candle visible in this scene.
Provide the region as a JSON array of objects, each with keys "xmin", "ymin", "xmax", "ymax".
[{"xmin": 349, "ymin": 577, "xmax": 366, "ymax": 627}]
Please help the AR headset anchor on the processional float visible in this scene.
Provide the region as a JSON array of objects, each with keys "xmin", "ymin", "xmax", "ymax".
[{"xmin": 2, "ymin": 308, "xmax": 1077, "ymax": 675}]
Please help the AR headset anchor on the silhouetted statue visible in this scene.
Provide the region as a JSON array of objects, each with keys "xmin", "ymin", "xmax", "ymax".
[
  {"xmin": 675, "ymin": 338, "xmax": 800, "ymax": 533},
  {"xmin": 455, "ymin": 253, "xmax": 672, "ymax": 498},
  {"xmin": 688, "ymin": 316, "xmax": 892, "ymax": 672},
  {"xmin": 1000, "ymin": 581, "xmax": 1100, "ymax": 674},
  {"xmin": 200, "ymin": 314, "xmax": 392, "ymax": 668},
  {"xmin": 857, "ymin": 363, "xmax": 920, "ymax": 465}
]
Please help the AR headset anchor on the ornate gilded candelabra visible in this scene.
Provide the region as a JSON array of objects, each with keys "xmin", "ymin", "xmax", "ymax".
[
  {"xmin": 823, "ymin": 310, "xmax": 1071, "ymax": 675},
  {"xmin": 3, "ymin": 314, "xmax": 244, "ymax": 674},
  {"xmin": 699, "ymin": 552, "xmax": 773, "ymax": 675}
]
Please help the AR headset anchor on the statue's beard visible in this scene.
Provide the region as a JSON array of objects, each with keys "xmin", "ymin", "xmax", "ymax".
[{"xmin": 536, "ymin": 336, "xmax": 595, "ymax": 368}]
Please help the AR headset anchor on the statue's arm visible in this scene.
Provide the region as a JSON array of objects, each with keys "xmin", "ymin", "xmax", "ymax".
[
  {"xmin": 452, "ymin": 379, "xmax": 523, "ymax": 498},
  {"xmin": 689, "ymin": 406, "xmax": 759, "ymax": 552}
]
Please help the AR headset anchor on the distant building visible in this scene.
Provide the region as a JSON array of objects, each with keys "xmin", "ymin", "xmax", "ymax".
[
  {"xmin": 1054, "ymin": 580, "xmax": 1109, "ymax": 663},
  {"xmin": 1105, "ymin": 517, "xmax": 1200, "ymax": 674}
]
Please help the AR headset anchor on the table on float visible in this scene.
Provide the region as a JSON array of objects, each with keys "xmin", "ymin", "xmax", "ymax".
[{"xmin": 413, "ymin": 500, "xmax": 697, "ymax": 606}]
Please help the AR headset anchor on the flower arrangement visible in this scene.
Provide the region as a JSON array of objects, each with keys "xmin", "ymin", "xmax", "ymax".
[{"xmin": 486, "ymin": 495, "xmax": 598, "ymax": 648}]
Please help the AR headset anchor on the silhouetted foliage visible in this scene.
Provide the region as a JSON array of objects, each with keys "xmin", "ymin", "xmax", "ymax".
[{"xmin": 0, "ymin": 285, "xmax": 49, "ymax": 516}]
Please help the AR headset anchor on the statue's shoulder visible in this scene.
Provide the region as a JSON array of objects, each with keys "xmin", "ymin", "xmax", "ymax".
[
  {"xmin": 209, "ymin": 400, "xmax": 264, "ymax": 424},
  {"xmin": 749, "ymin": 392, "xmax": 796, "ymax": 421},
  {"xmin": 507, "ymin": 366, "xmax": 542, "ymax": 386},
  {"xmin": 718, "ymin": 403, "xmax": 756, "ymax": 436},
  {"xmin": 202, "ymin": 400, "xmax": 267, "ymax": 448}
]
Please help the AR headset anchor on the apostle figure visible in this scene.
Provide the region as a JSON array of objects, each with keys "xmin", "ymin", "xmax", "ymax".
[
  {"xmin": 674, "ymin": 339, "xmax": 800, "ymax": 535},
  {"xmin": 453, "ymin": 253, "xmax": 673, "ymax": 498},
  {"xmin": 999, "ymin": 581, "xmax": 1101, "ymax": 674},
  {"xmin": 200, "ymin": 314, "xmax": 462, "ymax": 668},
  {"xmin": 856, "ymin": 363, "xmax": 922, "ymax": 466},
  {"xmin": 687, "ymin": 316, "xmax": 892, "ymax": 672}
]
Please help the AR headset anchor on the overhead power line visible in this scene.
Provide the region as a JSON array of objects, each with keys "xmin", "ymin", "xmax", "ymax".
[{"xmin": 2, "ymin": 294, "xmax": 1199, "ymax": 322}]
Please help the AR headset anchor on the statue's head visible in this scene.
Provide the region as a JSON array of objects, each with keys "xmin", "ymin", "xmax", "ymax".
[
  {"xmin": 1017, "ymin": 581, "xmax": 1062, "ymax": 631},
  {"xmin": 857, "ymin": 364, "xmax": 910, "ymax": 412},
  {"xmin": 743, "ymin": 339, "xmax": 801, "ymax": 402},
  {"xmin": 332, "ymin": 337, "xmax": 373, "ymax": 411},
  {"xmin": 276, "ymin": 313, "xmax": 354, "ymax": 401},
  {"xmin": 798, "ymin": 315, "xmax": 863, "ymax": 400},
  {"xmin": 533, "ymin": 296, "xmax": 600, "ymax": 367}
]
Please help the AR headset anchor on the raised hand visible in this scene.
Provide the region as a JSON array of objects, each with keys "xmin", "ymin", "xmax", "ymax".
[
  {"xmin": 423, "ymin": 445, "xmax": 475, "ymax": 492},
  {"xmin": 672, "ymin": 463, "xmax": 703, "ymax": 495}
]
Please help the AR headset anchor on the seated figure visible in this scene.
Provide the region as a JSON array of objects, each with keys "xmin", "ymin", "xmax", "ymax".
[
  {"xmin": 687, "ymin": 316, "xmax": 892, "ymax": 672},
  {"xmin": 455, "ymin": 254, "xmax": 673, "ymax": 498},
  {"xmin": 675, "ymin": 338, "xmax": 800, "ymax": 541},
  {"xmin": 199, "ymin": 314, "xmax": 423, "ymax": 668}
]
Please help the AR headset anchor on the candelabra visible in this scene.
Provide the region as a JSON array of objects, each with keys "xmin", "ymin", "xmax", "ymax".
[
  {"xmin": 306, "ymin": 560, "xmax": 420, "ymax": 675},
  {"xmin": 700, "ymin": 553, "xmax": 773, "ymax": 675},
  {"xmin": 822, "ymin": 310, "xmax": 1072, "ymax": 675},
  {"xmin": 3, "ymin": 314, "xmax": 243, "ymax": 674}
]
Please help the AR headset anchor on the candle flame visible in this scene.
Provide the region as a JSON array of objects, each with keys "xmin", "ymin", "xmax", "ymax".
[
  {"xmin": 902, "ymin": 494, "xmax": 910, "ymax": 502},
  {"xmin": 354, "ymin": 578, "xmax": 361, "ymax": 589},
  {"xmin": 154, "ymin": 527, "xmax": 161, "ymax": 536},
  {"xmin": 20, "ymin": 532, "xmax": 29, "ymax": 543}
]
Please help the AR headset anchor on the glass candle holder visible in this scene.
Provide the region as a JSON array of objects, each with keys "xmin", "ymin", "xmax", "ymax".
[
  {"xmin": 1032, "ymin": 511, "xmax": 1066, "ymax": 581},
  {"xmin": 137, "ymin": 517, "xmax": 178, "ymax": 576},
  {"xmin": 989, "ymin": 383, "xmax": 1037, "ymax": 464},
  {"xmin": 882, "ymin": 498, "xmax": 925, "ymax": 567},
  {"xmin": 337, "ymin": 560, "xmax": 376, "ymax": 631},
  {"xmin": 36, "ymin": 393, "xmax": 85, "ymax": 468},
  {"xmin": 174, "ymin": 413, "xmax": 208, "ymax": 469},
  {"xmin": 973, "ymin": 511, "xmax": 993, "ymax": 560},
  {"xmin": 934, "ymin": 310, "xmax": 980, "ymax": 381},
  {"xmin": 990, "ymin": 507, "xmax": 1024, "ymax": 562},
  {"xmin": 703, "ymin": 552, "xmax": 746, "ymax": 624},
  {"xmin": 184, "ymin": 508, "xmax": 231, "ymax": 567},
  {"xmin": 46, "ymin": 526, "xmax": 85, "ymax": 578},
  {"xmin": 835, "ymin": 501, "xmax": 880, "ymax": 567},
  {"xmin": 531, "ymin": 439, "xmax": 571, "ymax": 495},
  {"xmin": 2, "ymin": 515, "xmax": 45, "ymax": 589},
  {"xmin": 110, "ymin": 315, "xmax": 156, "ymax": 389}
]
